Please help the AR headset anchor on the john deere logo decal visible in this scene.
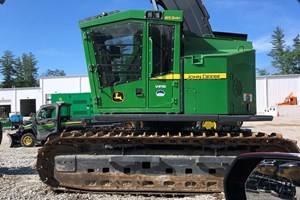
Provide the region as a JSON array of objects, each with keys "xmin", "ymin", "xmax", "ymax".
[{"xmin": 112, "ymin": 91, "xmax": 124, "ymax": 103}]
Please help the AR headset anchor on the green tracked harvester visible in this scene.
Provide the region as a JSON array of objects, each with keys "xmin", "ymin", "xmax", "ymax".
[{"xmin": 36, "ymin": 0, "xmax": 299, "ymax": 195}]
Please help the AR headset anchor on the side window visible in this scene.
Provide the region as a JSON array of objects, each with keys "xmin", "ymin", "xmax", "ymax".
[
  {"xmin": 149, "ymin": 24, "xmax": 174, "ymax": 76},
  {"xmin": 91, "ymin": 23, "xmax": 143, "ymax": 88}
]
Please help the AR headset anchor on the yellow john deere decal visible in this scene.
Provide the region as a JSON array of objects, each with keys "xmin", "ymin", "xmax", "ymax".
[
  {"xmin": 164, "ymin": 15, "xmax": 182, "ymax": 21},
  {"xmin": 112, "ymin": 91, "xmax": 124, "ymax": 103},
  {"xmin": 151, "ymin": 73, "xmax": 227, "ymax": 80},
  {"xmin": 185, "ymin": 73, "xmax": 227, "ymax": 80}
]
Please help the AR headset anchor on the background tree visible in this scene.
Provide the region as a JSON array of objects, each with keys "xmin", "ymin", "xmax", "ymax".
[
  {"xmin": 256, "ymin": 68, "xmax": 270, "ymax": 76},
  {"xmin": 21, "ymin": 52, "xmax": 39, "ymax": 87},
  {"xmin": 268, "ymin": 27, "xmax": 287, "ymax": 74},
  {"xmin": 0, "ymin": 50, "xmax": 16, "ymax": 88},
  {"xmin": 14, "ymin": 57, "xmax": 26, "ymax": 87},
  {"xmin": 42, "ymin": 69, "xmax": 66, "ymax": 77},
  {"xmin": 292, "ymin": 35, "xmax": 300, "ymax": 73},
  {"xmin": 0, "ymin": 51, "xmax": 60, "ymax": 87},
  {"xmin": 268, "ymin": 28, "xmax": 300, "ymax": 75}
]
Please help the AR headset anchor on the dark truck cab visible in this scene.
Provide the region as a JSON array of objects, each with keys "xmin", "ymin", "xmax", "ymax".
[{"xmin": 8, "ymin": 103, "xmax": 82, "ymax": 147}]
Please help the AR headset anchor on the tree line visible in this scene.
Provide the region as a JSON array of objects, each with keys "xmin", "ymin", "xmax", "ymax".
[
  {"xmin": 257, "ymin": 27, "xmax": 300, "ymax": 76},
  {"xmin": 0, "ymin": 50, "xmax": 66, "ymax": 88}
]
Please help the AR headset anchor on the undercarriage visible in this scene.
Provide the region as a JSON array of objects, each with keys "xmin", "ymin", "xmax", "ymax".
[{"xmin": 37, "ymin": 128, "xmax": 300, "ymax": 194}]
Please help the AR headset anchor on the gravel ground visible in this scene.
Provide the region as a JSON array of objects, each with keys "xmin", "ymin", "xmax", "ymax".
[{"xmin": 1, "ymin": 116, "xmax": 299, "ymax": 200}]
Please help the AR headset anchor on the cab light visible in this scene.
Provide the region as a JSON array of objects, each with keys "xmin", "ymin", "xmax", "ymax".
[{"xmin": 145, "ymin": 11, "xmax": 163, "ymax": 19}]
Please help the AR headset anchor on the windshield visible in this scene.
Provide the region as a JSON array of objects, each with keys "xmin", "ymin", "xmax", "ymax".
[{"xmin": 37, "ymin": 106, "xmax": 56, "ymax": 120}]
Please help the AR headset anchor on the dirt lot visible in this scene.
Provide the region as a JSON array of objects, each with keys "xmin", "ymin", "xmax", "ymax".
[
  {"xmin": 0, "ymin": 116, "xmax": 299, "ymax": 200},
  {"xmin": 243, "ymin": 116, "xmax": 300, "ymax": 143}
]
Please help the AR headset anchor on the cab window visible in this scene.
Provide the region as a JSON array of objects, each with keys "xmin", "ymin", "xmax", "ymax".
[
  {"xmin": 149, "ymin": 24, "xmax": 174, "ymax": 76},
  {"xmin": 91, "ymin": 22, "xmax": 143, "ymax": 88}
]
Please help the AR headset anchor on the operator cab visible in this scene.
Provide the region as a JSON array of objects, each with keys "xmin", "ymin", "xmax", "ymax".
[{"xmin": 80, "ymin": 9, "xmax": 183, "ymax": 113}]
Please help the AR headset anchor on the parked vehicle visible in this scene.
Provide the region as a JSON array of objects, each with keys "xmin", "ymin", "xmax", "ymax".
[
  {"xmin": 8, "ymin": 96, "xmax": 120, "ymax": 147},
  {"xmin": 8, "ymin": 92, "xmax": 94, "ymax": 147},
  {"xmin": 8, "ymin": 103, "xmax": 78, "ymax": 147},
  {"xmin": 277, "ymin": 92, "xmax": 297, "ymax": 106},
  {"xmin": 1, "ymin": 106, "xmax": 25, "ymax": 131}
]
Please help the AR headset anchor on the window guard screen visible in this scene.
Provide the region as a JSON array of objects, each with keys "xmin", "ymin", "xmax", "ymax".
[{"xmin": 91, "ymin": 23, "xmax": 143, "ymax": 88}]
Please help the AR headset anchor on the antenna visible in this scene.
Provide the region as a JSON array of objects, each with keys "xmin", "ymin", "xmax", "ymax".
[{"xmin": 151, "ymin": 0, "xmax": 159, "ymax": 10}]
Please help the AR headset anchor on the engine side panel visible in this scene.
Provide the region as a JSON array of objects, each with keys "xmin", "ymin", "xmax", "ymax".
[{"xmin": 183, "ymin": 36, "xmax": 256, "ymax": 115}]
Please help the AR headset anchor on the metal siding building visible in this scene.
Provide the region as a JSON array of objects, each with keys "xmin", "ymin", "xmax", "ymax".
[
  {"xmin": 1, "ymin": 74, "xmax": 300, "ymax": 116},
  {"xmin": 256, "ymin": 74, "xmax": 300, "ymax": 113}
]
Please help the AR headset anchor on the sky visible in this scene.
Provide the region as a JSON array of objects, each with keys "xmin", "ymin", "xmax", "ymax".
[{"xmin": 0, "ymin": 0, "xmax": 299, "ymax": 78}]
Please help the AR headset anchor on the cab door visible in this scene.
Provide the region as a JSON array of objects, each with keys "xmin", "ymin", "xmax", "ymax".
[
  {"xmin": 87, "ymin": 22, "xmax": 147, "ymax": 112},
  {"xmin": 148, "ymin": 23, "xmax": 181, "ymax": 112}
]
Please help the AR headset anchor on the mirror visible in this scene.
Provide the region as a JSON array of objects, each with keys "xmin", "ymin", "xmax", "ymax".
[{"xmin": 245, "ymin": 159, "xmax": 300, "ymax": 200}]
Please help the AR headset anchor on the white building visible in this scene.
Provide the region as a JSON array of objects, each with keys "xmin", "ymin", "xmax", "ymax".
[
  {"xmin": 0, "ymin": 87, "xmax": 42, "ymax": 116},
  {"xmin": 0, "ymin": 75, "xmax": 90, "ymax": 116},
  {"xmin": 256, "ymin": 74, "xmax": 300, "ymax": 111},
  {"xmin": 0, "ymin": 74, "xmax": 300, "ymax": 116}
]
